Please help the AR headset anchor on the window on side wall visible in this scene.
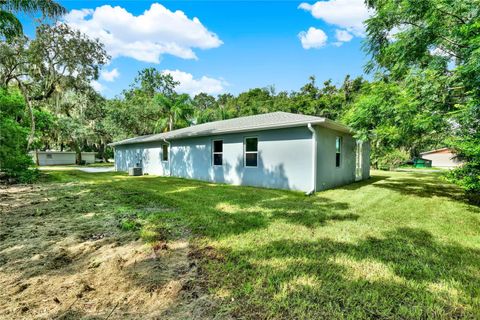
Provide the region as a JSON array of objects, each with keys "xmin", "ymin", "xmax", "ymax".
[
  {"xmin": 162, "ymin": 144, "xmax": 168, "ymax": 162},
  {"xmin": 244, "ymin": 137, "xmax": 258, "ymax": 167},
  {"xmin": 212, "ymin": 140, "xmax": 223, "ymax": 166},
  {"xmin": 46, "ymin": 153, "xmax": 52, "ymax": 159},
  {"xmin": 335, "ymin": 137, "xmax": 342, "ymax": 167}
]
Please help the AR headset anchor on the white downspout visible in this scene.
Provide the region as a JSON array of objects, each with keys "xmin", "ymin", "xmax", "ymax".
[
  {"xmin": 306, "ymin": 123, "xmax": 317, "ymax": 195},
  {"xmin": 163, "ymin": 138, "xmax": 172, "ymax": 176}
]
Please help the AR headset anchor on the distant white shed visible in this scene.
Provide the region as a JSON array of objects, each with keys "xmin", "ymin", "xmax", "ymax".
[
  {"xmin": 420, "ymin": 148, "xmax": 462, "ymax": 168},
  {"xmin": 30, "ymin": 151, "xmax": 97, "ymax": 166}
]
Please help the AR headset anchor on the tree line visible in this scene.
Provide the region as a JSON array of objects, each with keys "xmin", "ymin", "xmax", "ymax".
[{"xmin": 0, "ymin": 0, "xmax": 478, "ymax": 202}]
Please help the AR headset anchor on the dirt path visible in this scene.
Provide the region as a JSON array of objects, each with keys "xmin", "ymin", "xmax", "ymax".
[{"xmin": 0, "ymin": 183, "xmax": 211, "ymax": 319}]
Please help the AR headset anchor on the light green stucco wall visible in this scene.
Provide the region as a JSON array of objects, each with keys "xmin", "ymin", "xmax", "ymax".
[
  {"xmin": 315, "ymin": 126, "xmax": 368, "ymax": 191},
  {"xmin": 114, "ymin": 125, "xmax": 370, "ymax": 192},
  {"xmin": 114, "ymin": 126, "xmax": 314, "ymax": 192}
]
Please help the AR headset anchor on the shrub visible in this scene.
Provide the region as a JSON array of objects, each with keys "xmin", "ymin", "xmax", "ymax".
[
  {"xmin": 0, "ymin": 89, "xmax": 36, "ymax": 182},
  {"xmin": 119, "ymin": 218, "xmax": 141, "ymax": 231},
  {"xmin": 377, "ymin": 149, "xmax": 410, "ymax": 171},
  {"xmin": 447, "ymin": 140, "xmax": 480, "ymax": 204},
  {"xmin": 17, "ymin": 168, "xmax": 40, "ymax": 184}
]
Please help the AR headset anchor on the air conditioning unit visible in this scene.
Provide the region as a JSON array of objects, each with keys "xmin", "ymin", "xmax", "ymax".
[{"xmin": 128, "ymin": 167, "xmax": 143, "ymax": 176}]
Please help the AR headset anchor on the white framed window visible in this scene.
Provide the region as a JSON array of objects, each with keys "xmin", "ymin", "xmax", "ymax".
[
  {"xmin": 162, "ymin": 144, "xmax": 169, "ymax": 162},
  {"xmin": 244, "ymin": 137, "xmax": 258, "ymax": 167},
  {"xmin": 212, "ymin": 140, "xmax": 223, "ymax": 166},
  {"xmin": 46, "ymin": 153, "xmax": 53, "ymax": 159},
  {"xmin": 335, "ymin": 136, "xmax": 342, "ymax": 167}
]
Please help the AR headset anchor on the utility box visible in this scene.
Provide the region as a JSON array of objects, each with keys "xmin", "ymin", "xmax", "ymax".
[
  {"xmin": 128, "ymin": 167, "xmax": 143, "ymax": 176},
  {"xmin": 413, "ymin": 158, "xmax": 432, "ymax": 168}
]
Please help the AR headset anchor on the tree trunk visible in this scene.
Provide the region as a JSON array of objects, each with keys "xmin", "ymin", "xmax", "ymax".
[
  {"xmin": 98, "ymin": 142, "xmax": 107, "ymax": 163},
  {"xmin": 76, "ymin": 150, "xmax": 82, "ymax": 165},
  {"xmin": 169, "ymin": 114, "xmax": 173, "ymax": 131},
  {"xmin": 35, "ymin": 149, "xmax": 39, "ymax": 166},
  {"xmin": 18, "ymin": 83, "xmax": 35, "ymax": 150},
  {"xmin": 71, "ymin": 143, "xmax": 82, "ymax": 164}
]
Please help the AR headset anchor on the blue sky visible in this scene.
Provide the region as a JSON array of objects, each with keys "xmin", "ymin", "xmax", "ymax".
[{"xmin": 22, "ymin": 0, "xmax": 371, "ymax": 98}]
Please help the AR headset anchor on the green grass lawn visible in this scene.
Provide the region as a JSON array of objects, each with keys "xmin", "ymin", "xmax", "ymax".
[
  {"xmin": 33, "ymin": 170, "xmax": 480, "ymax": 318},
  {"xmin": 85, "ymin": 162, "xmax": 114, "ymax": 167}
]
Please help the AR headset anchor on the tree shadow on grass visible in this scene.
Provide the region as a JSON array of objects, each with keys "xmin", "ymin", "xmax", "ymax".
[
  {"xmin": 94, "ymin": 172, "xmax": 356, "ymax": 238},
  {"xmin": 258, "ymin": 195, "xmax": 357, "ymax": 228},
  {"xmin": 371, "ymin": 171, "xmax": 475, "ymax": 204},
  {"xmin": 336, "ymin": 174, "xmax": 391, "ymax": 191},
  {"xmin": 221, "ymin": 227, "xmax": 480, "ymax": 318},
  {"xmin": 138, "ymin": 180, "xmax": 355, "ymax": 235}
]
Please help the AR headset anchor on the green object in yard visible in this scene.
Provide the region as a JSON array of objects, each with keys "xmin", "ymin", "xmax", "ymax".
[{"xmin": 414, "ymin": 158, "xmax": 432, "ymax": 168}]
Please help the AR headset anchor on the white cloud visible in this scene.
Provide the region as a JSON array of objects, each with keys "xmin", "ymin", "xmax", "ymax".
[
  {"xmin": 298, "ymin": 27, "xmax": 328, "ymax": 49},
  {"xmin": 91, "ymin": 80, "xmax": 105, "ymax": 92},
  {"xmin": 101, "ymin": 68, "xmax": 119, "ymax": 82},
  {"xmin": 430, "ymin": 47, "xmax": 451, "ymax": 58},
  {"xmin": 387, "ymin": 25, "xmax": 410, "ymax": 41},
  {"xmin": 63, "ymin": 3, "xmax": 223, "ymax": 64},
  {"xmin": 162, "ymin": 70, "xmax": 226, "ymax": 96},
  {"xmin": 335, "ymin": 29, "xmax": 353, "ymax": 42},
  {"xmin": 299, "ymin": 0, "xmax": 372, "ymax": 36}
]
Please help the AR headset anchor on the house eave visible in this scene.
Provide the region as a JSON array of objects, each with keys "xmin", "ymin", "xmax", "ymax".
[
  {"xmin": 109, "ymin": 119, "xmax": 353, "ymax": 147},
  {"xmin": 420, "ymin": 147, "xmax": 451, "ymax": 155}
]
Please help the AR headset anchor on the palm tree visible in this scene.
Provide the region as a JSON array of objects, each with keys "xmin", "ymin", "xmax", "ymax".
[
  {"xmin": 0, "ymin": 0, "xmax": 65, "ymax": 40},
  {"xmin": 154, "ymin": 93, "xmax": 193, "ymax": 132}
]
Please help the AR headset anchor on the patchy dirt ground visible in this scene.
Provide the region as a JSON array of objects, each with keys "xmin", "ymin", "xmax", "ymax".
[{"xmin": 0, "ymin": 182, "xmax": 213, "ymax": 319}]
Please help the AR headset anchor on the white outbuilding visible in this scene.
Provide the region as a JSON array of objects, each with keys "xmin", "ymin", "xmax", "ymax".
[
  {"xmin": 30, "ymin": 151, "xmax": 97, "ymax": 166},
  {"xmin": 420, "ymin": 148, "xmax": 462, "ymax": 169}
]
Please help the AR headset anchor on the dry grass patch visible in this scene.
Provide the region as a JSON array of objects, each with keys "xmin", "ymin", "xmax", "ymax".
[{"xmin": 0, "ymin": 181, "xmax": 212, "ymax": 319}]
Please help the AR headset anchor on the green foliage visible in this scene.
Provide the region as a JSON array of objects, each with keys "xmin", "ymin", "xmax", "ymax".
[
  {"xmin": 377, "ymin": 149, "xmax": 410, "ymax": 171},
  {"xmin": 193, "ymin": 93, "xmax": 221, "ymax": 124},
  {"xmin": 0, "ymin": 23, "xmax": 109, "ymax": 150},
  {"xmin": 0, "ymin": 88, "xmax": 35, "ymax": 179},
  {"xmin": 105, "ymin": 70, "xmax": 364, "ymax": 145},
  {"xmin": 364, "ymin": 0, "xmax": 480, "ymax": 198},
  {"xmin": 16, "ymin": 167, "xmax": 39, "ymax": 183},
  {"xmin": 290, "ymin": 76, "xmax": 358, "ymax": 119},
  {"xmin": 343, "ymin": 75, "xmax": 451, "ymax": 169},
  {"xmin": 128, "ymin": 67, "xmax": 179, "ymax": 98},
  {"xmin": 0, "ymin": 0, "xmax": 65, "ymax": 41},
  {"xmin": 448, "ymin": 118, "xmax": 480, "ymax": 203},
  {"xmin": 26, "ymin": 23, "xmax": 109, "ymax": 96},
  {"xmin": 0, "ymin": 10, "xmax": 22, "ymax": 41},
  {"xmin": 110, "ymin": 69, "xmax": 187, "ymax": 138},
  {"xmin": 153, "ymin": 93, "xmax": 193, "ymax": 131},
  {"xmin": 119, "ymin": 218, "xmax": 141, "ymax": 232}
]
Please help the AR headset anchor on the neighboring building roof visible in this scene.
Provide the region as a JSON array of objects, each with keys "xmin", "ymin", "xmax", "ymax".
[
  {"xmin": 109, "ymin": 111, "xmax": 352, "ymax": 147},
  {"xmin": 420, "ymin": 148, "xmax": 452, "ymax": 155}
]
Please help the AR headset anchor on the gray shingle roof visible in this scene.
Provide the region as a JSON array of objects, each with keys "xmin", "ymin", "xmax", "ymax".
[{"xmin": 109, "ymin": 111, "xmax": 351, "ymax": 146}]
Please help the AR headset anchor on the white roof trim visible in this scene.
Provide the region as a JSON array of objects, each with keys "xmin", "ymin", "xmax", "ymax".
[{"xmin": 420, "ymin": 147, "xmax": 451, "ymax": 155}]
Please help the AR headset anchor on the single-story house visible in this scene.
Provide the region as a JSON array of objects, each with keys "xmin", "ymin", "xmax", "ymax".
[
  {"xmin": 420, "ymin": 148, "xmax": 462, "ymax": 168},
  {"xmin": 110, "ymin": 112, "xmax": 370, "ymax": 193},
  {"xmin": 30, "ymin": 151, "xmax": 97, "ymax": 166}
]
